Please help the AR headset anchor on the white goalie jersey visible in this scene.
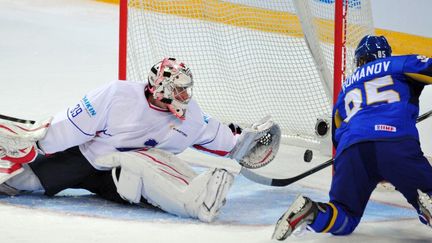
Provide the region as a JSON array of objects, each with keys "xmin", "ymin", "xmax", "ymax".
[{"xmin": 37, "ymin": 80, "xmax": 237, "ymax": 170}]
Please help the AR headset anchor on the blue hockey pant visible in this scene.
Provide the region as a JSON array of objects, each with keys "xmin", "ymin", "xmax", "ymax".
[{"xmin": 309, "ymin": 139, "xmax": 432, "ymax": 235}]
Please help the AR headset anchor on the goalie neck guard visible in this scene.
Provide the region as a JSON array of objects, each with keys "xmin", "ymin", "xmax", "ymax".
[{"xmin": 147, "ymin": 58, "xmax": 194, "ymax": 120}]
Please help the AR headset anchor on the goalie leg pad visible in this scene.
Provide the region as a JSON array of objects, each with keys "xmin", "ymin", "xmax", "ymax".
[
  {"xmin": 98, "ymin": 148, "xmax": 234, "ymax": 221},
  {"xmin": 99, "ymin": 149, "xmax": 197, "ymax": 216},
  {"xmin": 1, "ymin": 164, "xmax": 43, "ymax": 193},
  {"xmin": 112, "ymin": 167, "xmax": 143, "ymax": 203},
  {"xmin": 0, "ymin": 163, "xmax": 24, "ymax": 185},
  {"xmin": 183, "ymin": 168, "xmax": 234, "ymax": 222},
  {"xmin": 229, "ymin": 116, "xmax": 281, "ymax": 169}
]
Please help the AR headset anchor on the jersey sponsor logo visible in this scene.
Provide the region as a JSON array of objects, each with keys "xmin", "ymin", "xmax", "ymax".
[
  {"xmin": 81, "ymin": 96, "xmax": 96, "ymax": 117},
  {"xmin": 203, "ymin": 114, "xmax": 211, "ymax": 124},
  {"xmin": 343, "ymin": 61, "xmax": 391, "ymax": 91},
  {"xmin": 169, "ymin": 123, "xmax": 188, "ymax": 137},
  {"xmin": 374, "ymin": 124, "xmax": 396, "ymax": 132},
  {"xmin": 172, "ymin": 127, "xmax": 188, "ymax": 137}
]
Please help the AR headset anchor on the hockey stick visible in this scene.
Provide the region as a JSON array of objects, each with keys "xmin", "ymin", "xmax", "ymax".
[
  {"xmin": 240, "ymin": 108, "xmax": 432, "ymax": 187},
  {"xmin": 417, "ymin": 109, "xmax": 432, "ymax": 123},
  {"xmin": 0, "ymin": 114, "xmax": 35, "ymax": 124}
]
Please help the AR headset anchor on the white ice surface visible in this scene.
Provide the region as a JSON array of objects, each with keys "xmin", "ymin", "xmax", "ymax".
[{"xmin": 0, "ymin": 0, "xmax": 431, "ymax": 242}]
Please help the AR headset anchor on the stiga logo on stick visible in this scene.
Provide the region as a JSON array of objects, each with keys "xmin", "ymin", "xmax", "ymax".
[{"xmin": 81, "ymin": 96, "xmax": 96, "ymax": 117}]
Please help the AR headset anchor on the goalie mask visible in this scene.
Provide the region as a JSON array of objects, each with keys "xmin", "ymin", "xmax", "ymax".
[{"xmin": 148, "ymin": 58, "xmax": 193, "ymax": 120}]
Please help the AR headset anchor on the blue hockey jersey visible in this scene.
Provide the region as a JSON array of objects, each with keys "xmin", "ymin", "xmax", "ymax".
[{"xmin": 333, "ymin": 54, "xmax": 432, "ymax": 157}]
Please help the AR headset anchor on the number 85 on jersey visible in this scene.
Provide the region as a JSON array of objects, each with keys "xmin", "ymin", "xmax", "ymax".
[{"xmin": 338, "ymin": 75, "xmax": 402, "ymax": 123}]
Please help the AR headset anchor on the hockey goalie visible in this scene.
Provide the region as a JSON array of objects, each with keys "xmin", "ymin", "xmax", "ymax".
[{"xmin": 0, "ymin": 57, "xmax": 280, "ymax": 222}]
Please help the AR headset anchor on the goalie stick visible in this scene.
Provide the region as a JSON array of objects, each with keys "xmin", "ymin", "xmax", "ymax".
[
  {"xmin": 240, "ymin": 108, "xmax": 432, "ymax": 187},
  {"xmin": 0, "ymin": 114, "xmax": 36, "ymax": 125}
]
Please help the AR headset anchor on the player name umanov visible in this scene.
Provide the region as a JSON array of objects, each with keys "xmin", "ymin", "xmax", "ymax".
[{"xmin": 343, "ymin": 60, "xmax": 391, "ymax": 91}]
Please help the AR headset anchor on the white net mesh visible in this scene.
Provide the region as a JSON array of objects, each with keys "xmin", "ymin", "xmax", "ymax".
[{"xmin": 123, "ymin": 0, "xmax": 373, "ymax": 150}]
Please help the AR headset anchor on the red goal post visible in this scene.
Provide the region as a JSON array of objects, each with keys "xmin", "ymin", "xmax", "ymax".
[{"xmin": 118, "ymin": 0, "xmax": 373, "ymax": 155}]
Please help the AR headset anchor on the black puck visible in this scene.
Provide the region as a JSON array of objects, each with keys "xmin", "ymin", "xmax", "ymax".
[{"xmin": 304, "ymin": 149, "xmax": 313, "ymax": 162}]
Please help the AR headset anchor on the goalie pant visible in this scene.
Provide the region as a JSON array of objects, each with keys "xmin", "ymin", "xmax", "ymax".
[
  {"xmin": 7, "ymin": 146, "xmax": 234, "ymax": 223},
  {"xmin": 305, "ymin": 140, "xmax": 432, "ymax": 235}
]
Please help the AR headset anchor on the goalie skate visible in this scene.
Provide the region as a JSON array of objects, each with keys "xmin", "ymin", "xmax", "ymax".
[
  {"xmin": 272, "ymin": 195, "xmax": 324, "ymax": 240},
  {"xmin": 417, "ymin": 189, "xmax": 432, "ymax": 228}
]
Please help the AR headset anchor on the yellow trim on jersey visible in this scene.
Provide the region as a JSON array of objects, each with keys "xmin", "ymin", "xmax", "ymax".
[
  {"xmin": 405, "ymin": 73, "xmax": 432, "ymax": 85},
  {"xmin": 334, "ymin": 109, "xmax": 342, "ymax": 128},
  {"xmin": 96, "ymin": 0, "xmax": 432, "ymax": 56},
  {"xmin": 322, "ymin": 202, "xmax": 338, "ymax": 233}
]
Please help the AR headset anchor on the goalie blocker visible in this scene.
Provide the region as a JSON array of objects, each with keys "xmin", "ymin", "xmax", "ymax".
[{"xmin": 0, "ymin": 115, "xmax": 52, "ymax": 184}]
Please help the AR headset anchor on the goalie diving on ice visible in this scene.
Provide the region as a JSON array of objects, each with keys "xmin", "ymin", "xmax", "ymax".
[{"xmin": 0, "ymin": 57, "xmax": 281, "ymax": 222}]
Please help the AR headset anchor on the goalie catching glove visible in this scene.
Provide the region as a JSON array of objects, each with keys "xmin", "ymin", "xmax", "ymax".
[{"xmin": 229, "ymin": 116, "xmax": 281, "ymax": 169}]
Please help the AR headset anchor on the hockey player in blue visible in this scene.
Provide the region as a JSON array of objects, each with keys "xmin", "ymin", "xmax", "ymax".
[{"xmin": 272, "ymin": 35, "xmax": 432, "ymax": 240}]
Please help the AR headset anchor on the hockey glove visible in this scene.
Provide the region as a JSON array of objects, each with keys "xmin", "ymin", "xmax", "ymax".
[{"xmin": 229, "ymin": 116, "xmax": 281, "ymax": 169}]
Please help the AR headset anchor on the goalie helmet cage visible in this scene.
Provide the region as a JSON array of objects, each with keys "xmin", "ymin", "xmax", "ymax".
[{"xmin": 118, "ymin": 0, "xmax": 373, "ymax": 153}]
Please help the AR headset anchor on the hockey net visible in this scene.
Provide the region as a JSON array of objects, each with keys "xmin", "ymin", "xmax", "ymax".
[{"xmin": 119, "ymin": 0, "xmax": 374, "ymax": 153}]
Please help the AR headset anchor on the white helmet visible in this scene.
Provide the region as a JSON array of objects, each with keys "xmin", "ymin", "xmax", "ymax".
[{"xmin": 148, "ymin": 57, "xmax": 193, "ymax": 120}]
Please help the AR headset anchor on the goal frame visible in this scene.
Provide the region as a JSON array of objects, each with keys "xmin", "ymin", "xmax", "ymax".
[
  {"xmin": 118, "ymin": 0, "xmax": 347, "ymax": 97},
  {"xmin": 333, "ymin": 0, "xmax": 347, "ymax": 106},
  {"xmin": 118, "ymin": 0, "xmax": 128, "ymax": 81},
  {"xmin": 117, "ymin": 0, "xmax": 355, "ymax": 155}
]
